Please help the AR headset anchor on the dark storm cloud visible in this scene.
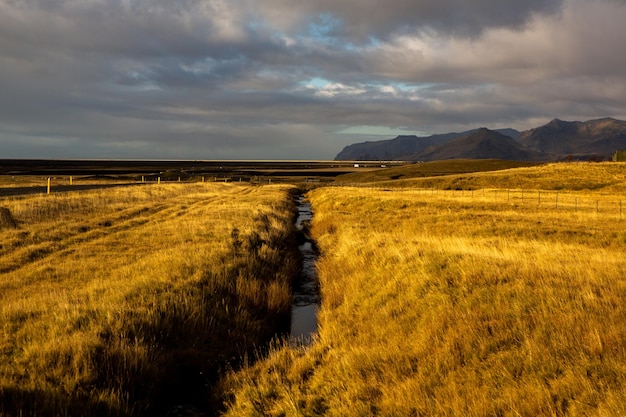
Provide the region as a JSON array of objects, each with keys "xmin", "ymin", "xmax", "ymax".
[
  {"xmin": 260, "ymin": 0, "xmax": 565, "ymax": 40},
  {"xmin": 1, "ymin": 0, "xmax": 626, "ymax": 159}
]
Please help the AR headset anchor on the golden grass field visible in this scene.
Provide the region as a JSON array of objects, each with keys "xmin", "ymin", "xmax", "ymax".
[
  {"xmin": 223, "ymin": 162, "xmax": 626, "ymax": 416},
  {"xmin": 335, "ymin": 159, "xmax": 538, "ymax": 184},
  {"xmin": 0, "ymin": 182, "xmax": 299, "ymax": 416},
  {"xmin": 3, "ymin": 161, "xmax": 626, "ymax": 416}
]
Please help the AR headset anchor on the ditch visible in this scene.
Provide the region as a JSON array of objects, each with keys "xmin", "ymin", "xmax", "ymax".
[{"xmin": 291, "ymin": 194, "xmax": 320, "ymax": 345}]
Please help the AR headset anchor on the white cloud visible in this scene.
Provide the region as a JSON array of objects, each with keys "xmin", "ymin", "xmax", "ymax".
[{"xmin": 308, "ymin": 81, "xmax": 367, "ymax": 97}]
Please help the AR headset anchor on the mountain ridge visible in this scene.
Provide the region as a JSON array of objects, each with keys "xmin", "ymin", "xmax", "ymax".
[
  {"xmin": 414, "ymin": 128, "xmax": 549, "ymax": 162},
  {"xmin": 334, "ymin": 118, "xmax": 626, "ymax": 162}
]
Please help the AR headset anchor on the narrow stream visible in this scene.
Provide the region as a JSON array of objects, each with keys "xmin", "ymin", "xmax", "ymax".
[{"xmin": 290, "ymin": 195, "xmax": 320, "ymax": 345}]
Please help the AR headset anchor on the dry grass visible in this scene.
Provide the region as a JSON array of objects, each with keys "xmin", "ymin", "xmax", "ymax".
[
  {"xmin": 335, "ymin": 159, "xmax": 537, "ymax": 184},
  {"xmin": 223, "ymin": 162, "xmax": 626, "ymax": 416},
  {"xmin": 0, "ymin": 175, "xmax": 135, "ymax": 188},
  {"xmin": 0, "ymin": 182, "xmax": 299, "ymax": 416},
  {"xmin": 347, "ymin": 161, "xmax": 626, "ymax": 193}
]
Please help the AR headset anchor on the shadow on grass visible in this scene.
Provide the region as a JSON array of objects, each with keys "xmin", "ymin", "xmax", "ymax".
[
  {"xmin": 0, "ymin": 386, "xmax": 121, "ymax": 417},
  {"xmin": 1, "ymin": 198, "xmax": 300, "ymax": 417},
  {"xmin": 89, "ymin": 207, "xmax": 299, "ymax": 416}
]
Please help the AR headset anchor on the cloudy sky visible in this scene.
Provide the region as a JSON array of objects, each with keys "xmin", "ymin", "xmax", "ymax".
[{"xmin": 1, "ymin": 0, "xmax": 626, "ymax": 160}]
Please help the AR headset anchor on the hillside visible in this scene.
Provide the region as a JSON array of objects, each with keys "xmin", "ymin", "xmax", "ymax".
[
  {"xmin": 334, "ymin": 135, "xmax": 436, "ymax": 161},
  {"xmin": 335, "ymin": 159, "xmax": 626, "ymax": 193},
  {"xmin": 335, "ymin": 159, "xmax": 537, "ymax": 183},
  {"xmin": 334, "ymin": 132, "xmax": 462, "ymax": 160},
  {"xmin": 517, "ymin": 117, "xmax": 626, "ymax": 158},
  {"xmin": 335, "ymin": 118, "xmax": 626, "ymax": 162},
  {"xmin": 414, "ymin": 128, "xmax": 548, "ymax": 162},
  {"xmin": 381, "ymin": 161, "xmax": 626, "ymax": 192},
  {"xmin": 335, "ymin": 129, "xmax": 520, "ymax": 161}
]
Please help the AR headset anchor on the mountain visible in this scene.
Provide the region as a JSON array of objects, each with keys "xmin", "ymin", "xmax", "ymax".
[
  {"xmin": 517, "ymin": 117, "xmax": 626, "ymax": 158},
  {"xmin": 414, "ymin": 128, "xmax": 548, "ymax": 162},
  {"xmin": 334, "ymin": 118, "xmax": 626, "ymax": 162},
  {"xmin": 335, "ymin": 129, "xmax": 519, "ymax": 161},
  {"xmin": 334, "ymin": 135, "xmax": 436, "ymax": 161}
]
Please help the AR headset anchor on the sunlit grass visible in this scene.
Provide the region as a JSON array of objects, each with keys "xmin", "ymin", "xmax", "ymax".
[
  {"xmin": 345, "ymin": 161, "xmax": 626, "ymax": 193},
  {"xmin": 223, "ymin": 162, "xmax": 626, "ymax": 416},
  {"xmin": 335, "ymin": 159, "xmax": 537, "ymax": 183},
  {"xmin": 0, "ymin": 182, "xmax": 299, "ymax": 416}
]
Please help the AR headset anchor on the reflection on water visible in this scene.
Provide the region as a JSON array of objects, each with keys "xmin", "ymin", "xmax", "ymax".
[{"xmin": 291, "ymin": 304, "xmax": 318, "ymax": 344}]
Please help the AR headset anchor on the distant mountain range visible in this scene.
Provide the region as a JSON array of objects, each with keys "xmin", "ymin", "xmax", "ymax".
[{"xmin": 334, "ymin": 118, "xmax": 626, "ymax": 162}]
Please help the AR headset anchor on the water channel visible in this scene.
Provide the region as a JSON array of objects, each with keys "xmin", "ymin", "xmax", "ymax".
[{"xmin": 290, "ymin": 195, "xmax": 320, "ymax": 345}]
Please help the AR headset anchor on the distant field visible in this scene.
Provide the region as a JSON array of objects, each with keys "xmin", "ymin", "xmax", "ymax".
[
  {"xmin": 223, "ymin": 162, "xmax": 626, "ymax": 416},
  {"xmin": 334, "ymin": 159, "xmax": 538, "ymax": 183},
  {"xmin": 0, "ymin": 159, "xmax": 404, "ymax": 185},
  {"xmin": 0, "ymin": 160, "xmax": 408, "ymax": 196}
]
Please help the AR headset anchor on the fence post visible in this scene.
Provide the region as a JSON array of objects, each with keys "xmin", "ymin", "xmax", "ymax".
[
  {"xmin": 70, "ymin": 176, "xmax": 73, "ymax": 185},
  {"xmin": 47, "ymin": 178, "xmax": 51, "ymax": 194},
  {"xmin": 158, "ymin": 177, "xmax": 161, "ymax": 185},
  {"xmin": 555, "ymin": 192, "xmax": 558, "ymax": 209}
]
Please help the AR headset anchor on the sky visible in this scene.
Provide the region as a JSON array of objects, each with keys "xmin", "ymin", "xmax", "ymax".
[{"xmin": 1, "ymin": 0, "xmax": 626, "ymax": 160}]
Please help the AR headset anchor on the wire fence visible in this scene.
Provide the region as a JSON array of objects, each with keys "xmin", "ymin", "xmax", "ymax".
[
  {"xmin": 6, "ymin": 177, "xmax": 625, "ymax": 219},
  {"xmin": 331, "ymin": 183, "xmax": 626, "ymax": 219}
]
